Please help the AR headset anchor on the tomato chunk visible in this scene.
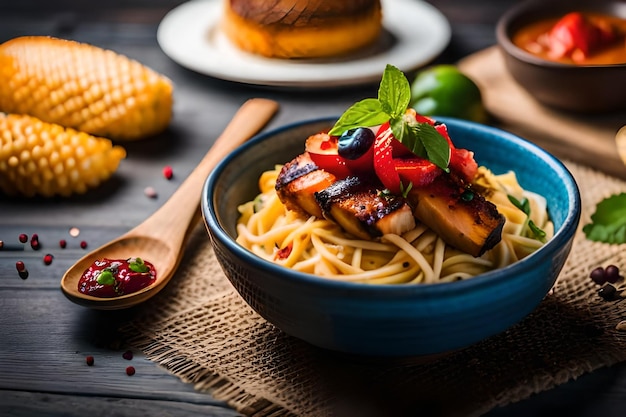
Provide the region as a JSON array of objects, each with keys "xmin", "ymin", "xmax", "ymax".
[
  {"xmin": 450, "ymin": 148, "xmax": 478, "ymax": 183},
  {"xmin": 548, "ymin": 12, "xmax": 617, "ymax": 61},
  {"xmin": 373, "ymin": 127, "xmax": 402, "ymax": 194},
  {"xmin": 394, "ymin": 157, "xmax": 442, "ymax": 187},
  {"xmin": 305, "ymin": 133, "xmax": 352, "ymax": 178}
]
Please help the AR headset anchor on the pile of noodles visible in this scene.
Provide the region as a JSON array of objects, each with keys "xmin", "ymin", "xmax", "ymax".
[{"xmin": 235, "ymin": 166, "xmax": 553, "ymax": 285}]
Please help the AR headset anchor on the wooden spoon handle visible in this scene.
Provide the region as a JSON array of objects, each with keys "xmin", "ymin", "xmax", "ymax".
[{"xmin": 134, "ymin": 98, "xmax": 280, "ymax": 242}]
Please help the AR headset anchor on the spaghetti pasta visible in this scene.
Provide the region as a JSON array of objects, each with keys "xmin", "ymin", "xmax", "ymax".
[{"xmin": 236, "ymin": 165, "xmax": 554, "ymax": 285}]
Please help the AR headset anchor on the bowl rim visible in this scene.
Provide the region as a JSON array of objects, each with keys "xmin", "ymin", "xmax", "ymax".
[
  {"xmin": 203, "ymin": 116, "xmax": 581, "ymax": 298},
  {"xmin": 496, "ymin": 0, "xmax": 626, "ymax": 69}
]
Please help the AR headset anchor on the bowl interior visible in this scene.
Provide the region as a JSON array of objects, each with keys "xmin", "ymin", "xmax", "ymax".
[{"xmin": 207, "ymin": 116, "xmax": 579, "ymax": 266}]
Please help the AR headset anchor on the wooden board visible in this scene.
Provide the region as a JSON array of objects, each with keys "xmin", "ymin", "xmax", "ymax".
[{"xmin": 459, "ymin": 46, "xmax": 626, "ymax": 180}]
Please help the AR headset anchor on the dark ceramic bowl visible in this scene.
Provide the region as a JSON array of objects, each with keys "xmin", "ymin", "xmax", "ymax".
[
  {"xmin": 496, "ymin": 0, "xmax": 626, "ymax": 113},
  {"xmin": 202, "ymin": 117, "xmax": 581, "ymax": 357}
]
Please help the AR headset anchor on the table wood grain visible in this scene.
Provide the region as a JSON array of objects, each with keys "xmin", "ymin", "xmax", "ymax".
[{"xmin": 1, "ymin": 1, "xmax": 626, "ymax": 416}]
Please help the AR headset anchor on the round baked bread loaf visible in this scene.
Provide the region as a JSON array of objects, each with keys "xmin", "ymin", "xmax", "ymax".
[{"xmin": 222, "ymin": 0, "xmax": 383, "ymax": 59}]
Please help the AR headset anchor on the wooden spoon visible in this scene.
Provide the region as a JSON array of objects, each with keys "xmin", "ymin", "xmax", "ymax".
[
  {"xmin": 60, "ymin": 98, "xmax": 279, "ymax": 310},
  {"xmin": 616, "ymin": 125, "xmax": 626, "ymax": 167}
]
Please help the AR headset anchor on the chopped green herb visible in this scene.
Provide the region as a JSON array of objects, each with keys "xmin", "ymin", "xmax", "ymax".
[
  {"xmin": 528, "ymin": 220, "xmax": 547, "ymax": 241},
  {"xmin": 328, "ymin": 64, "xmax": 451, "ymax": 171},
  {"xmin": 461, "ymin": 190, "xmax": 474, "ymax": 202},
  {"xmin": 129, "ymin": 257, "xmax": 149, "ymax": 273},
  {"xmin": 583, "ymin": 193, "xmax": 626, "ymax": 244},
  {"xmin": 96, "ymin": 270, "xmax": 115, "ymax": 286},
  {"xmin": 507, "ymin": 194, "xmax": 546, "ymax": 242},
  {"xmin": 400, "ymin": 181, "xmax": 413, "ymax": 198},
  {"xmin": 508, "ymin": 195, "xmax": 529, "ymax": 214}
]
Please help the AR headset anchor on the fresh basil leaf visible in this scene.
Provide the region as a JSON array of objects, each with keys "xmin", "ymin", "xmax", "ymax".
[
  {"xmin": 418, "ymin": 123, "xmax": 451, "ymax": 171},
  {"xmin": 329, "ymin": 98, "xmax": 388, "ymax": 136},
  {"xmin": 378, "ymin": 64, "xmax": 411, "ymax": 118},
  {"xmin": 390, "ymin": 117, "xmax": 426, "ymax": 158},
  {"xmin": 391, "ymin": 117, "xmax": 450, "ymax": 171},
  {"xmin": 583, "ymin": 193, "xmax": 626, "ymax": 244}
]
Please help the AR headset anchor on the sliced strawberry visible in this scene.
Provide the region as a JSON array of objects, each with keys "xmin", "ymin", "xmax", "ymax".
[{"xmin": 373, "ymin": 126, "xmax": 402, "ymax": 194}]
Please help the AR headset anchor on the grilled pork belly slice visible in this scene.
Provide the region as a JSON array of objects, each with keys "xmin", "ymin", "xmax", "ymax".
[
  {"xmin": 275, "ymin": 152, "xmax": 336, "ymax": 218},
  {"xmin": 315, "ymin": 176, "xmax": 416, "ymax": 240},
  {"xmin": 407, "ymin": 174, "xmax": 505, "ymax": 257}
]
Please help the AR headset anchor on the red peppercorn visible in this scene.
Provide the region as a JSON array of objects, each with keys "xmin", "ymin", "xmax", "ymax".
[
  {"xmin": 18, "ymin": 233, "xmax": 28, "ymax": 243},
  {"xmin": 125, "ymin": 366, "xmax": 135, "ymax": 376},
  {"xmin": 43, "ymin": 254, "xmax": 53, "ymax": 265},
  {"xmin": 59, "ymin": 239, "xmax": 67, "ymax": 248},
  {"xmin": 163, "ymin": 165, "xmax": 173, "ymax": 180},
  {"xmin": 30, "ymin": 234, "xmax": 40, "ymax": 250},
  {"xmin": 86, "ymin": 355, "xmax": 94, "ymax": 366},
  {"xmin": 122, "ymin": 350, "xmax": 133, "ymax": 360},
  {"xmin": 16, "ymin": 261, "xmax": 25, "ymax": 272},
  {"xmin": 80, "ymin": 241, "xmax": 88, "ymax": 249}
]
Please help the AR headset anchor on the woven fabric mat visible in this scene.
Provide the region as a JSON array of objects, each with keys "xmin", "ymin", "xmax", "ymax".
[{"xmin": 123, "ymin": 159, "xmax": 626, "ymax": 417}]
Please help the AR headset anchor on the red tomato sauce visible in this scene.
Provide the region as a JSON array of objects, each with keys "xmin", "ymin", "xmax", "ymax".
[
  {"xmin": 512, "ymin": 11, "xmax": 626, "ymax": 65},
  {"xmin": 78, "ymin": 257, "xmax": 156, "ymax": 298}
]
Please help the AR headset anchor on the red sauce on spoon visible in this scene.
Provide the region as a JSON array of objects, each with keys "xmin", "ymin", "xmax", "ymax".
[{"xmin": 78, "ymin": 257, "xmax": 156, "ymax": 298}]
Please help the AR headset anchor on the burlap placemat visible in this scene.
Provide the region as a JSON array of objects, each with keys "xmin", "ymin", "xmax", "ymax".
[{"xmin": 123, "ymin": 159, "xmax": 626, "ymax": 417}]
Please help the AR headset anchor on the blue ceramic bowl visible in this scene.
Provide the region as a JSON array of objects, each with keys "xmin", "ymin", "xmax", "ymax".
[{"xmin": 202, "ymin": 117, "xmax": 581, "ymax": 357}]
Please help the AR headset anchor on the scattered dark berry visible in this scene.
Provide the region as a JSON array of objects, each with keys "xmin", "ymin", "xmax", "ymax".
[
  {"xmin": 80, "ymin": 241, "xmax": 88, "ymax": 249},
  {"xmin": 19, "ymin": 270, "xmax": 29, "ymax": 280},
  {"xmin": 16, "ymin": 261, "xmax": 25, "ymax": 272},
  {"xmin": 122, "ymin": 350, "xmax": 133, "ymax": 360},
  {"xmin": 125, "ymin": 366, "xmax": 135, "ymax": 376},
  {"xmin": 605, "ymin": 265, "xmax": 622, "ymax": 284},
  {"xmin": 18, "ymin": 233, "xmax": 28, "ymax": 243},
  {"xmin": 59, "ymin": 239, "xmax": 67, "ymax": 249},
  {"xmin": 598, "ymin": 284, "xmax": 617, "ymax": 301},
  {"xmin": 43, "ymin": 254, "xmax": 53, "ymax": 265},
  {"xmin": 86, "ymin": 355, "xmax": 94, "ymax": 366},
  {"xmin": 590, "ymin": 267, "xmax": 606, "ymax": 285},
  {"xmin": 163, "ymin": 165, "xmax": 173, "ymax": 180}
]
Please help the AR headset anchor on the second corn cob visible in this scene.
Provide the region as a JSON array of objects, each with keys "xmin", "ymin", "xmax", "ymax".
[
  {"xmin": 0, "ymin": 36, "xmax": 173, "ymax": 141},
  {"xmin": 0, "ymin": 112, "xmax": 126, "ymax": 197}
]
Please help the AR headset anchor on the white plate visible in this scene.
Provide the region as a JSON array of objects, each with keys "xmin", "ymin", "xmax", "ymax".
[{"xmin": 157, "ymin": 0, "xmax": 451, "ymax": 88}]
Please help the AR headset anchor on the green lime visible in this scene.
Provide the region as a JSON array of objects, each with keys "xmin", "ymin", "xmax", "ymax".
[{"xmin": 410, "ymin": 65, "xmax": 487, "ymax": 123}]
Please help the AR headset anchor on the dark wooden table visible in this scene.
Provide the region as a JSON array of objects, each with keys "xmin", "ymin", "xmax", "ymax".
[{"xmin": 1, "ymin": 1, "xmax": 626, "ymax": 416}]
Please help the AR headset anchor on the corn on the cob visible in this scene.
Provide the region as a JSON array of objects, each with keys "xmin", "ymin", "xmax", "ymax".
[
  {"xmin": 0, "ymin": 36, "xmax": 173, "ymax": 141},
  {"xmin": 0, "ymin": 112, "xmax": 126, "ymax": 197}
]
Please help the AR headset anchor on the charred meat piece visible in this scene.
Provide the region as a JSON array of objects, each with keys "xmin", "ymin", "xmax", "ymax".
[
  {"xmin": 407, "ymin": 173, "xmax": 505, "ymax": 257},
  {"xmin": 275, "ymin": 152, "xmax": 336, "ymax": 218},
  {"xmin": 315, "ymin": 176, "xmax": 416, "ymax": 240}
]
